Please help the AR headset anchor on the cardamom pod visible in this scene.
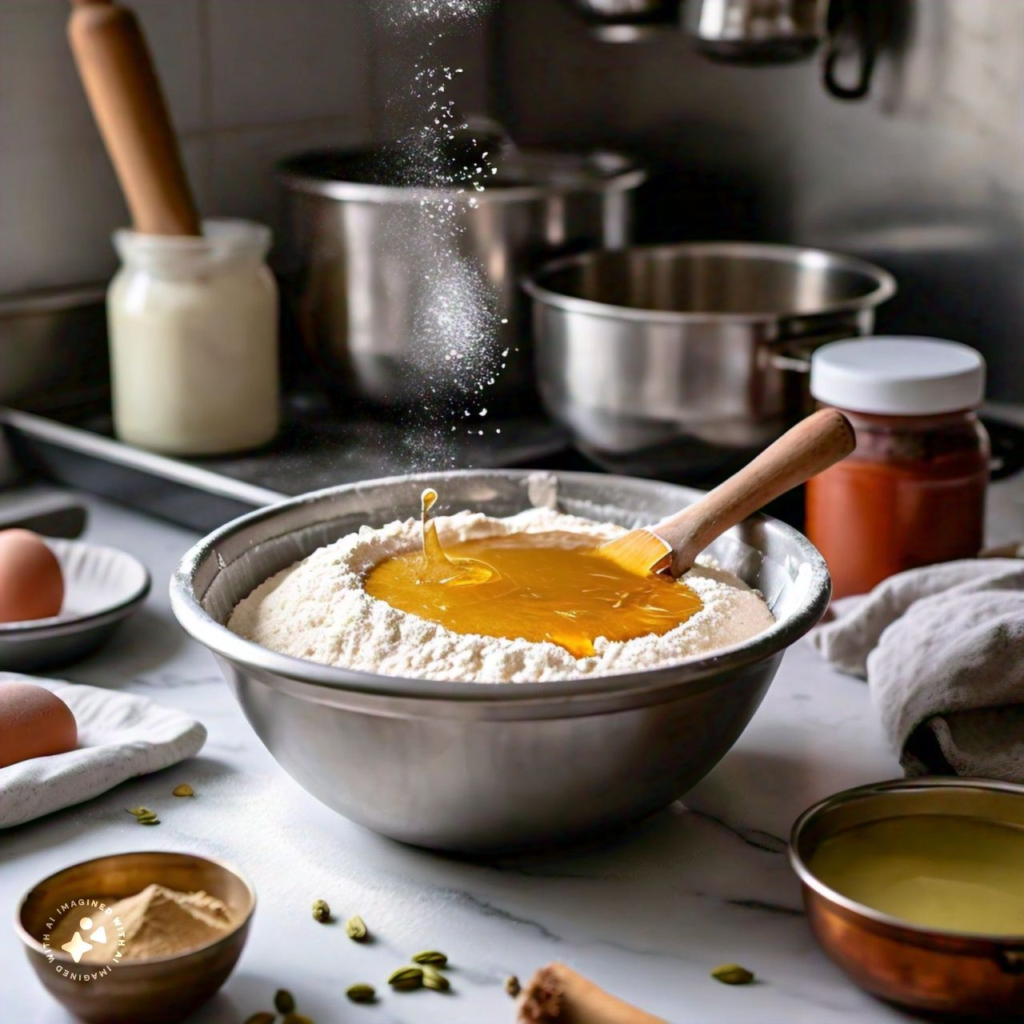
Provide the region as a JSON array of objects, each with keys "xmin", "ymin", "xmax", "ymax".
[
  {"xmin": 126, "ymin": 807, "xmax": 154, "ymax": 817},
  {"xmin": 346, "ymin": 983, "xmax": 376, "ymax": 1003},
  {"xmin": 412, "ymin": 950, "xmax": 448, "ymax": 966},
  {"xmin": 505, "ymin": 974, "xmax": 521, "ymax": 997},
  {"xmin": 283, "ymin": 1015, "xmax": 314, "ymax": 1024},
  {"xmin": 137, "ymin": 816, "xmax": 160, "ymax": 825},
  {"xmin": 345, "ymin": 914, "xmax": 368, "ymax": 941},
  {"xmin": 388, "ymin": 966, "xmax": 424, "ymax": 990},
  {"xmin": 243, "ymin": 1014, "xmax": 275, "ymax": 1024},
  {"xmin": 311, "ymin": 899, "xmax": 331, "ymax": 923},
  {"xmin": 172, "ymin": 783, "xmax": 195, "ymax": 797},
  {"xmin": 711, "ymin": 963, "xmax": 755, "ymax": 985},
  {"xmin": 421, "ymin": 965, "xmax": 450, "ymax": 992},
  {"xmin": 274, "ymin": 988, "xmax": 296, "ymax": 1014}
]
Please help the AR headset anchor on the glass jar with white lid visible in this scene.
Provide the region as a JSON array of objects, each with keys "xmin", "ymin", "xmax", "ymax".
[
  {"xmin": 108, "ymin": 219, "xmax": 280, "ymax": 456},
  {"xmin": 806, "ymin": 337, "xmax": 989, "ymax": 598}
]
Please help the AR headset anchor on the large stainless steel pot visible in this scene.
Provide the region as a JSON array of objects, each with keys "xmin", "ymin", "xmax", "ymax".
[
  {"xmin": 526, "ymin": 242, "xmax": 895, "ymax": 470},
  {"xmin": 278, "ymin": 146, "xmax": 645, "ymax": 407},
  {"xmin": 171, "ymin": 470, "xmax": 830, "ymax": 853}
]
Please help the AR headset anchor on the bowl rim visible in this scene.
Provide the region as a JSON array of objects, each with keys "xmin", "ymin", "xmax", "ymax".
[
  {"xmin": 789, "ymin": 777, "xmax": 1024, "ymax": 946},
  {"xmin": 14, "ymin": 850, "xmax": 256, "ymax": 967},
  {"xmin": 523, "ymin": 241, "xmax": 898, "ymax": 325},
  {"xmin": 170, "ymin": 469, "xmax": 831, "ymax": 702}
]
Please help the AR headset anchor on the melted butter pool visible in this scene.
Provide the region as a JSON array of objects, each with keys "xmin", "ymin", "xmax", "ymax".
[{"xmin": 364, "ymin": 503, "xmax": 702, "ymax": 658}]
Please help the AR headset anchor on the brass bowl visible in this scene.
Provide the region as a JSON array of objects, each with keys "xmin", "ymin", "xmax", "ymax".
[
  {"xmin": 790, "ymin": 778, "xmax": 1024, "ymax": 1017},
  {"xmin": 14, "ymin": 851, "xmax": 255, "ymax": 1024}
]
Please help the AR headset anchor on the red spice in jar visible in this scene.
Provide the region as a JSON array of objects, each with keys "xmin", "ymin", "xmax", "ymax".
[{"xmin": 805, "ymin": 338, "xmax": 989, "ymax": 599}]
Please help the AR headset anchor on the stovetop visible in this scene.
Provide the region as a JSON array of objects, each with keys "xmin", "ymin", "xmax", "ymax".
[
  {"xmin": 1, "ymin": 390, "xmax": 592, "ymax": 531},
  {"xmin": 3, "ymin": 390, "xmax": 1021, "ymax": 534}
]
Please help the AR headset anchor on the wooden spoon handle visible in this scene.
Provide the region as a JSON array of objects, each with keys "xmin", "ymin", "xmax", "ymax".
[
  {"xmin": 68, "ymin": 0, "xmax": 201, "ymax": 236},
  {"xmin": 657, "ymin": 407, "xmax": 855, "ymax": 575}
]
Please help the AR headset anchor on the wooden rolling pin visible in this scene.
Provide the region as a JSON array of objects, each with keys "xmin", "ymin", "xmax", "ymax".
[
  {"xmin": 518, "ymin": 964, "xmax": 667, "ymax": 1024},
  {"xmin": 68, "ymin": 0, "xmax": 200, "ymax": 235}
]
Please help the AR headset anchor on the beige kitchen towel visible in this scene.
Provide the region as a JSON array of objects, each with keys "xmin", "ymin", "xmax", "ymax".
[
  {"xmin": 0, "ymin": 673, "xmax": 206, "ymax": 828},
  {"xmin": 813, "ymin": 559, "xmax": 1024, "ymax": 780}
]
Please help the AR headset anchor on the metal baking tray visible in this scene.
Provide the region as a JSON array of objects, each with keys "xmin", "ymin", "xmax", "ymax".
[
  {"xmin": 5, "ymin": 391, "xmax": 1018, "ymax": 536},
  {"xmin": 0, "ymin": 392, "xmax": 581, "ymax": 532}
]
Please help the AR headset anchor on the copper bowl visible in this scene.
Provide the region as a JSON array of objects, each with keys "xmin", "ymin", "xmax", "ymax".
[
  {"xmin": 790, "ymin": 779, "xmax": 1024, "ymax": 1017},
  {"xmin": 14, "ymin": 851, "xmax": 255, "ymax": 1024}
]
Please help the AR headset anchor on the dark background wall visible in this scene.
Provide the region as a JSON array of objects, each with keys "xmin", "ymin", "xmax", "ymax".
[{"xmin": 492, "ymin": 0, "xmax": 1024, "ymax": 400}]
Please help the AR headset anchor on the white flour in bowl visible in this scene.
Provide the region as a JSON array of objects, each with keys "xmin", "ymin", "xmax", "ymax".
[{"xmin": 227, "ymin": 507, "xmax": 775, "ymax": 683}]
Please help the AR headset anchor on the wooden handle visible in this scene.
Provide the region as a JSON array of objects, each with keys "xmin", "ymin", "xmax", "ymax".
[
  {"xmin": 657, "ymin": 408, "xmax": 856, "ymax": 575},
  {"xmin": 518, "ymin": 964, "xmax": 668, "ymax": 1024},
  {"xmin": 68, "ymin": 0, "xmax": 200, "ymax": 235}
]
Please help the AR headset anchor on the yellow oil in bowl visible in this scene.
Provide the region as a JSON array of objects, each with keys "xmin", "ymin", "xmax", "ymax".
[
  {"xmin": 809, "ymin": 814, "xmax": 1024, "ymax": 936},
  {"xmin": 364, "ymin": 489, "xmax": 702, "ymax": 658}
]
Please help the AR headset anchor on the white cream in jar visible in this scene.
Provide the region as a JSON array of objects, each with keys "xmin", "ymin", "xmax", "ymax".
[{"xmin": 108, "ymin": 219, "xmax": 279, "ymax": 456}]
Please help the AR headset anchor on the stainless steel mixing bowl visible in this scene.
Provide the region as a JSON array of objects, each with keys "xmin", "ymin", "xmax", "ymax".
[{"xmin": 171, "ymin": 470, "xmax": 830, "ymax": 853}]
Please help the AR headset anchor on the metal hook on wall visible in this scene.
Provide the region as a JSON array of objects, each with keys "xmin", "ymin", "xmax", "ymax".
[{"xmin": 823, "ymin": 0, "xmax": 892, "ymax": 100}]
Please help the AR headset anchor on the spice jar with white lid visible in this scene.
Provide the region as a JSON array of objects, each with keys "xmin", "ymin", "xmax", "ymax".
[
  {"xmin": 108, "ymin": 219, "xmax": 280, "ymax": 456},
  {"xmin": 806, "ymin": 337, "xmax": 989, "ymax": 598}
]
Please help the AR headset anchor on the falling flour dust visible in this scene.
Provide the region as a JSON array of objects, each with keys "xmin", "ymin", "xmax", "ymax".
[
  {"xmin": 372, "ymin": 0, "xmax": 496, "ymax": 29},
  {"xmin": 368, "ymin": 0, "xmax": 508, "ymax": 469}
]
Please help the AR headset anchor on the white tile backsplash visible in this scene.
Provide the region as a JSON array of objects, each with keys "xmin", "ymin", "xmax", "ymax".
[
  {"xmin": 206, "ymin": 0, "xmax": 370, "ymax": 131},
  {"xmin": 0, "ymin": 1, "xmax": 97, "ymax": 150},
  {"xmin": 133, "ymin": 0, "xmax": 207, "ymax": 134},
  {"xmin": 0, "ymin": 141, "xmax": 122, "ymax": 293},
  {"xmin": 0, "ymin": 0, "xmax": 205, "ymax": 149},
  {"xmin": 0, "ymin": 0, "xmax": 376, "ymax": 293},
  {"xmin": 208, "ymin": 119, "xmax": 363, "ymax": 237},
  {"xmin": 0, "ymin": 0, "xmax": 491, "ymax": 293},
  {"xmin": 0, "ymin": 137, "xmax": 211, "ymax": 294}
]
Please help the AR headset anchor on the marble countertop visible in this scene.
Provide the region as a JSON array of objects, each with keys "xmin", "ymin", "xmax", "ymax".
[{"xmin": 1, "ymin": 471, "xmax": 1021, "ymax": 1024}]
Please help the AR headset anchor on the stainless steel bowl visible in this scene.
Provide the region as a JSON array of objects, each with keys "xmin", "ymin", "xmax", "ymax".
[
  {"xmin": 526, "ymin": 242, "xmax": 895, "ymax": 468},
  {"xmin": 687, "ymin": 0, "xmax": 827, "ymax": 63},
  {"xmin": 171, "ymin": 470, "xmax": 830, "ymax": 853},
  {"xmin": 0, "ymin": 285, "xmax": 109, "ymax": 408},
  {"xmin": 567, "ymin": 0, "xmax": 684, "ymax": 41},
  {"xmin": 791, "ymin": 779, "xmax": 1024, "ymax": 1017}
]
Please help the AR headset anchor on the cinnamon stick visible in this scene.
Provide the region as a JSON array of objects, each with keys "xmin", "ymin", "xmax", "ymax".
[{"xmin": 517, "ymin": 964, "xmax": 668, "ymax": 1024}]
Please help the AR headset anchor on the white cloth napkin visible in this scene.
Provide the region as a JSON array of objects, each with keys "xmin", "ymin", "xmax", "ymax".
[
  {"xmin": 812, "ymin": 559, "xmax": 1024, "ymax": 780},
  {"xmin": 0, "ymin": 674, "xmax": 206, "ymax": 828}
]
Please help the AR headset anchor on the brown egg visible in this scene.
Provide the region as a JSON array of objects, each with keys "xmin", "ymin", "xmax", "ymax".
[
  {"xmin": 0, "ymin": 529, "xmax": 64, "ymax": 624},
  {"xmin": 0, "ymin": 681, "xmax": 78, "ymax": 768}
]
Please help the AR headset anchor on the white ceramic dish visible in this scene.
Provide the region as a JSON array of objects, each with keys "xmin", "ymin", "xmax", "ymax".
[{"xmin": 0, "ymin": 540, "xmax": 150, "ymax": 671}]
